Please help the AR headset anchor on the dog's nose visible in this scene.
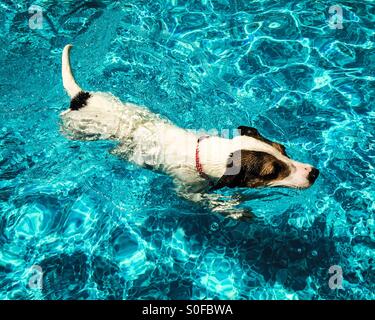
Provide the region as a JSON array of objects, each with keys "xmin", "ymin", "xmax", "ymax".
[{"xmin": 308, "ymin": 167, "xmax": 320, "ymax": 184}]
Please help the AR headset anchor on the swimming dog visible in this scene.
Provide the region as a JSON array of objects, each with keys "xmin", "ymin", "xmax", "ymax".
[{"xmin": 60, "ymin": 45, "xmax": 319, "ymax": 219}]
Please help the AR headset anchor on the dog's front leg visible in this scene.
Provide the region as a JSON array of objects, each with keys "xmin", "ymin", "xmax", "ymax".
[{"xmin": 177, "ymin": 190, "xmax": 254, "ymax": 221}]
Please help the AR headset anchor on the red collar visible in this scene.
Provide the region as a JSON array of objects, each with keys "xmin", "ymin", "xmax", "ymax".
[{"xmin": 195, "ymin": 135, "xmax": 211, "ymax": 182}]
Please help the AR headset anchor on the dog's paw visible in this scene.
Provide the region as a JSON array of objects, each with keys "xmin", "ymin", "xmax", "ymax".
[{"xmin": 226, "ymin": 210, "xmax": 254, "ymax": 221}]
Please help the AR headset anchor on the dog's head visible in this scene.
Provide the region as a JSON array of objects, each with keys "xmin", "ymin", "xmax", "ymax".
[
  {"xmin": 60, "ymin": 91, "xmax": 121, "ymax": 141},
  {"xmin": 214, "ymin": 126, "xmax": 319, "ymax": 189}
]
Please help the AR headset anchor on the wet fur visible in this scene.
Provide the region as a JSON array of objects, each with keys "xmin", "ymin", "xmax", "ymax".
[{"xmin": 60, "ymin": 44, "xmax": 319, "ymax": 219}]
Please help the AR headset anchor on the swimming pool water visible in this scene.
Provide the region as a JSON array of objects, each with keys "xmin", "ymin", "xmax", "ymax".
[{"xmin": 0, "ymin": 0, "xmax": 374, "ymax": 300}]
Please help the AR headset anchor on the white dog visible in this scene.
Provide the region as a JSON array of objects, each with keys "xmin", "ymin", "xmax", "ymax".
[{"xmin": 60, "ymin": 45, "xmax": 319, "ymax": 219}]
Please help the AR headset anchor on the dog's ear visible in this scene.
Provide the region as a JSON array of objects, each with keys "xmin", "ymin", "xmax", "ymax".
[
  {"xmin": 238, "ymin": 125, "xmax": 288, "ymax": 156},
  {"xmin": 237, "ymin": 126, "xmax": 261, "ymax": 138},
  {"xmin": 273, "ymin": 143, "xmax": 287, "ymax": 156}
]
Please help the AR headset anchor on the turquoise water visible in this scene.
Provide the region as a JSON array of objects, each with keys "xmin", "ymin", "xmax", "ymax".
[{"xmin": 0, "ymin": 0, "xmax": 374, "ymax": 300}]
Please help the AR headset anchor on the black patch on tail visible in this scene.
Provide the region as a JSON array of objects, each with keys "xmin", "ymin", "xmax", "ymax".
[{"xmin": 70, "ymin": 91, "xmax": 91, "ymax": 110}]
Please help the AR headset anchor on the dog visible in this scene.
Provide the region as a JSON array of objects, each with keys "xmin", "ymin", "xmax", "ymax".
[{"xmin": 60, "ymin": 45, "xmax": 319, "ymax": 219}]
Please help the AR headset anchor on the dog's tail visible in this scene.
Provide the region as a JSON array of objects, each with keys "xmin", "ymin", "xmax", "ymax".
[{"xmin": 62, "ymin": 44, "xmax": 82, "ymax": 98}]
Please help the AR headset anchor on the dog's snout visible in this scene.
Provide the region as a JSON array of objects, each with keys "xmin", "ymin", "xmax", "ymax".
[{"xmin": 308, "ymin": 167, "xmax": 319, "ymax": 184}]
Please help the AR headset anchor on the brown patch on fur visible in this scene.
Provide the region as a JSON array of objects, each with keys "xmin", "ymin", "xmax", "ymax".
[{"xmin": 214, "ymin": 150, "xmax": 290, "ymax": 189}]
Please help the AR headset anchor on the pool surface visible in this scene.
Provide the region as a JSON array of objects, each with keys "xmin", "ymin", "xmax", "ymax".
[{"xmin": 0, "ymin": 0, "xmax": 374, "ymax": 299}]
